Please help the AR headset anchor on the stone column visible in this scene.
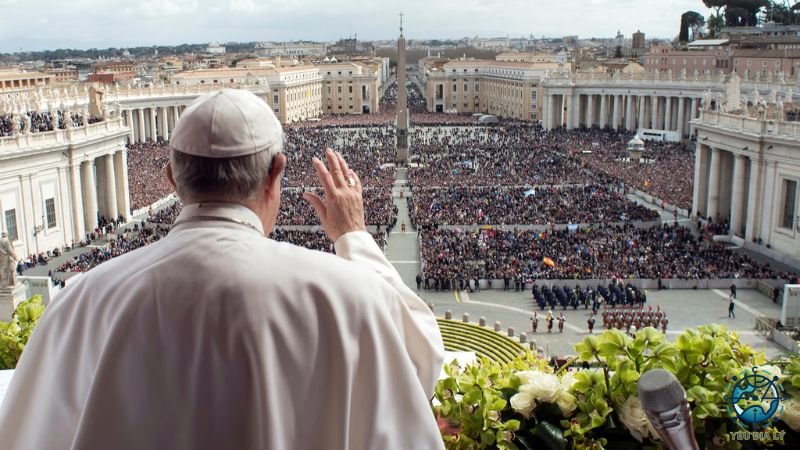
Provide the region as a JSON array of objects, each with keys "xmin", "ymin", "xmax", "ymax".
[
  {"xmin": 692, "ymin": 144, "xmax": 709, "ymax": 218},
  {"xmin": 102, "ymin": 154, "xmax": 118, "ymax": 220},
  {"xmin": 677, "ymin": 97, "xmax": 686, "ymax": 139},
  {"xmin": 114, "ymin": 150, "xmax": 131, "ymax": 220},
  {"xmin": 612, "ymin": 95, "xmax": 621, "ymax": 130},
  {"xmin": 689, "ymin": 98, "xmax": 698, "ymax": 133},
  {"xmin": 173, "ymin": 105, "xmax": 180, "ymax": 130},
  {"xmin": 664, "ymin": 96, "xmax": 672, "ymax": 131},
  {"xmin": 81, "ymin": 160, "xmax": 98, "ymax": 233},
  {"xmin": 565, "ymin": 95, "xmax": 574, "ymax": 129},
  {"xmin": 760, "ymin": 161, "xmax": 778, "ymax": 243},
  {"xmin": 70, "ymin": 163, "xmax": 85, "ymax": 241},
  {"xmin": 599, "ymin": 95, "xmax": 608, "ymax": 129},
  {"xmin": 707, "ymin": 148, "xmax": 722, "ymax": 220},
  {"xmin": 650, "ymin": 95, "xmax": 658, "ymax": 130},
  {"xmin": 543, "ymin": 95, "xmax": 551, "ymax": 129},
  {"xmin": 161, "ymin": 106, "xmax": 170, "ymax": 141},
  {"xmin": 137, "ymin": 108, "xmax": 145, "ymax": 143},
  {"xmin": 746, "ymin": 158, "xmax": 763, "ymax": 241},
  {"xmin": 125, "ymin": 110, "xmax": 134, "ymax": 143},
  {"xmin": 586, "ymin": 95, "xmax": 594, "ymax": 128},
  {"xmin": 638, "ymin": 96, "xmax": 645, "ymax": 130},
  {"xmin": 730, "ymin": 154, "xmax": 747, "ymax": 236},
  {"xmin": 149, "ymin": 108, "xmax": 157, "ymax": 141},
  {"xmin": 625, "ymin": 95, "xmax": 634, "ymax": 131}
]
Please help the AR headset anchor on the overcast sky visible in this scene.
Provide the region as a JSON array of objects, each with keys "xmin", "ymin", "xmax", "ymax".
[{"xmin": 0, "ymin": 0, "xmax": 710, "ymax": 53}]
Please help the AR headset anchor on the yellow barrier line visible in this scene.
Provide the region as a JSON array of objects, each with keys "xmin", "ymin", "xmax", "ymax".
[{"xmin": 454, "ymin": 290, "xmax": 460, "ymax": 304}]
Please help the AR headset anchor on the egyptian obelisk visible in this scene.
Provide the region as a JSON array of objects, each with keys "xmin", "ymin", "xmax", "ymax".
[{"xmin": 396, "ymin": 12, "xmax": 410, "ymax": 164}]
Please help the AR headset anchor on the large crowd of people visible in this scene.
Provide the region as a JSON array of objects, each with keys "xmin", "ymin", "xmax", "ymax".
[
  {"xmin": 270, "ymin": 229, "xmax": 387, "ymax": 252},
  {"xmin": 127, "ymin": 140, "xmax": 173, "ymax": 211},
  {"xmin": 1, "ymin": 110, "xmax": 101, "ymax": 137},
  {"xmin": 283, "ymin": 127, "xmax": 396, "ymax": 187},
  {"xmin": 556, "ymin": 128, "xmax": 695, "ymax": 211},
  {"xmin": 409, "ymin": 126, "xmax": 593, "ymax": 187},
  {"xmin": 419, "ymin": 223, "xmax": 788, "ymax": 283},
  {"xmin": 409, "ymin": 185, "xmax": 658, "ymax": 227},
  {"xmin": 56, "ymin": 225, "xmax": 169, "ymax": 273},
  {"xmin": 279, "ymin": 189, "xmax": 397, "ymax": 226}
]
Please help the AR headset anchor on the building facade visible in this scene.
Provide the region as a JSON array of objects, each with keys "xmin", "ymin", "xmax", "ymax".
[
  {"xmin": 694, "ymin": 109, "xmax": 800, "ymax": 260},
  {"xmin": 0, "ymin": 116, "xmax": 130, "ymax": 258},
  {"xmin": 421, "ymin": 59, "xmax": 557, "ymax": 120},
  {"xmin": 0, "ymin": 71, "xmax": 53, "ymax": 91},
  {"xmin": 171, "ymin": 62, "xmax": 383, "ymax": 123}
]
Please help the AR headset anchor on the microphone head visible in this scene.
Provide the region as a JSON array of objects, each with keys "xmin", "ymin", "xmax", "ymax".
[{"xmin": 638, "ymin": 369, "xmax": 686, "ymax": 413}]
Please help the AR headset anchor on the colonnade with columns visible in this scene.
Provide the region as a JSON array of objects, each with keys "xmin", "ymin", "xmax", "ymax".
[
  {"xmin": 543, "ymin": 92, "xmax": 703, "ymax": 139},
  {"xmin": 121, "ymin": 105, "xmax": 186, "ymax": 143},
  {"xmin": 692, "ymin": 143, "xmax": 756, "ymax": 239},
  {"xmin": 72, "ymin": 149, "xmax": 131, "ymax": 237}
]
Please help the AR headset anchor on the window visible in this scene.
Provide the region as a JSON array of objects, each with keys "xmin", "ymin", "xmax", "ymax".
[
  {"xmin": 782, "ymin": 180, "xmax": 797, "ymax": 229},
  {"xmin": 463, "ymin": 83, "xmax": 468, "ymax": 91},
  {"xmin": 4, "ymin": 209, "xmax": 17, "ymax": 241},
  {"xmin": 45, "ymin": 198, "xmax": 56, "ymax": 228},
  {"xmin": 475, "ymin": 83, "xmax": 480, "ymax": 92},
  {"xmin": 348, "ymin": 86, "xmax": 353, "ymax": 93},
  {"xmin": 273, "ymin": 94, "xmax": 279, "ymax": 105},
  {"xmin": 337, "ymin": 86, "xmax": 342, "ymax": 94}
]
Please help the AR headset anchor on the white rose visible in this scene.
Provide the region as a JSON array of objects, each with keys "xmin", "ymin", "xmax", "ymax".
[
  {"xmin": 779, "ymin": 397, "xmax": 800, "ymax": 431},
  {"xmin": 759, "ymin": 365, "xmax": 783, "ymax": 379},
  {"xmin": 560, "ymin": 372, "xmax": 577, "ymax": 392},
  {"xmin": 556, "ymin": 390, "xmax": 578, "ymax": 416},
  {"xmin": 515, "ymin": 370, "xmax": 541, "ymax": 386},
  {"xmin": 618, "ymin": 396, "xmax": 658, "ymax": 442},
  {"xmin": 519, "ymin": 373, "xmax": 562, "ymax": 403},
  {"xmin": 510, "ymin": 391, "xmax": 536, "ymax": 418}
]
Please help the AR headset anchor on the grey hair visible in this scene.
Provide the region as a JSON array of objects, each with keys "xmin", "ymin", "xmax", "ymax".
[{"xmin": 170, "ymin": 149, "xmax": 277, "ymax": 202}]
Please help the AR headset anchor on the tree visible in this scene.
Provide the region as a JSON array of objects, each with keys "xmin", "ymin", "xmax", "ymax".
[
  {"xmin": 724, "ymin": 0, "xmax": 770, "ymax": 26},
  {"xmin": 703, "ymin": 0, "xmax": 729, "ymax": 17},
  {"xmin": 680, "ymin": 14, "xmax": 690, "ymax": 42},
  {"xmin": 707, "ymin": 14, "xmax": 726, "ymax": 36},
  {"xmin": 680, "ymin": 11, "xmax": 706, "ymax": 42}
]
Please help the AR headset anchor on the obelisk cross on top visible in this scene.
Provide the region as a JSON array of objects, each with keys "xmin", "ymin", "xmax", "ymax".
[{"xmin": 396, "ymin": 11, "xmax": 410, "ymax": 164}]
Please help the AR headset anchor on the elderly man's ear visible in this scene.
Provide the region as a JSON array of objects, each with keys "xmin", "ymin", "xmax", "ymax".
[
  {"xmin": 166, "ymin": 162, "xmax": 176, "ymax": 190},
  {"xmin": 264, "ymin": 154, "xmax": 287, "ymax": 199}
]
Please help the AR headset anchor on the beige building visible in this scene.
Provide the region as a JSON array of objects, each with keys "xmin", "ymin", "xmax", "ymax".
[
  {"xmin": 495, "ymin": 52, "xmax": 558, "ymax": 63},
  {"xmin": 320, "ymin": 62, "xmax": 380, "ymax": 115},
  {"xmin": 171, "ymin": 60, "xmax": 382, "ymax": 123},
  {"xmin": 731, "ymin": 50, "xmax": 800, "ymax": 79},
  {"xmin": 421, "ymin": 58, "xmax": 557, "ymax": 121},
  {"xmin": 643, "ymin": 50, "xmax": 730, "ymax": 74},
  {"xmin": 0, "ymin": 70, "xmax": 53, "ymax": 91},
  {"xmin": 45, "ymin": 68, "xmax": 79, "ymax": 84}
]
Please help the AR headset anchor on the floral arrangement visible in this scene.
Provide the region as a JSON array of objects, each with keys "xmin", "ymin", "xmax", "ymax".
[
  {"xmin": 433, "ymin": 325, "xmax": 800, "ymax": 449},
  {"xmin": 0, "ymin": 296, "xmax": 45, "ymax": 370}
]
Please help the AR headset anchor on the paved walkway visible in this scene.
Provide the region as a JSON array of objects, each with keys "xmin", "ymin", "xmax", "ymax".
[{"xmin": 385, "ymin": 168, "xmax": 422, "ymax": 293}]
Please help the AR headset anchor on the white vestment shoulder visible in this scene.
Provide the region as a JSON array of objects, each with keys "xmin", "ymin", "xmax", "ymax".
[{"xmin": 0, "ymin": 204, "xmax": 445, "ymax": 450}]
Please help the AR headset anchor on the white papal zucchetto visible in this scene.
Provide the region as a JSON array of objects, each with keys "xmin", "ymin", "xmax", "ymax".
[{"xmin": 169, "ymin": 89, "xmax": 284, "ymax": 158}]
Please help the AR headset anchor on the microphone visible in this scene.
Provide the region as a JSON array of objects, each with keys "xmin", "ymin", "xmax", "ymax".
[{"xmin": 637, "ymin": 369, "xmax": 700, "ymax": 450}]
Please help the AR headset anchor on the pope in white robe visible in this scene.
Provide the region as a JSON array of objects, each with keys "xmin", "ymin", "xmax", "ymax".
[{"xmin": 0, "ymin": 89, "xmax": 445, "ymax": 450}]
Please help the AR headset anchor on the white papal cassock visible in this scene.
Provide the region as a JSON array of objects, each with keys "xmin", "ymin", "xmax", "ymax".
[{"xmin": 0, "ymin": 203, "xmax": 445, "ymax": 450}]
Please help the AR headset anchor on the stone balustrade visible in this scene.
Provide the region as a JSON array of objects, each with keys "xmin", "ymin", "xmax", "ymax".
[{"xmin": 0, "ymin": 117, "xmax": 125, "ymax": 153}]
